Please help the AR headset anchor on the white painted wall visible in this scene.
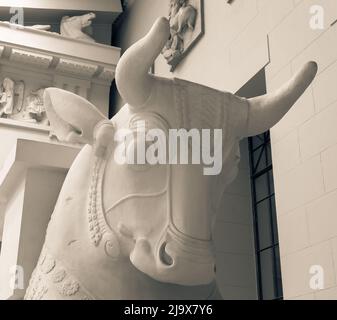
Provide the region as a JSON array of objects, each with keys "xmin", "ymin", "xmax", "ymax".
[
  {"xmin": 265, "ymin": 0, "xmax": 337, "ymax": 300},
  {"xmin": 0, "ymin": 177, "xmax": 25, "ymax": 300}
]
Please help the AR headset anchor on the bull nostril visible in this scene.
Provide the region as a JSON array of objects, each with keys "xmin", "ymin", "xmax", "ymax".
[{"xmin": 159, "ymin": 242, "xmax": 173, "ymax": 266}]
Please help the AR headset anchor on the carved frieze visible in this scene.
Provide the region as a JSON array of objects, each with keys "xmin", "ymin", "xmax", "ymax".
[
  {"xmin": 162, "ymin": 0, "xmax": 204, "ymax": 72},
  {"xmin": 0, "ymin": 78, "xmax": 49, "ymax": 125},
  {"xmin": 0, "ymin": 78, "xmax": 24, "ymax": 119},
  {"xmin": 9, "ymin": 48, "xmax": 53, "ymax": 69},
  {"xmin": 0, "ymin": 21, "xmax": 119, "ymax": 82},
  {"xmin": 55, "ymin": 58, "xmax": 98, "ymax": 78},
  {"xmin": 97, "ymin": 67, "xmax": 116, "ymax": 82},
  {"xmin": 0, "ymin": 17, "xmax": 119, "ymax": 132}
]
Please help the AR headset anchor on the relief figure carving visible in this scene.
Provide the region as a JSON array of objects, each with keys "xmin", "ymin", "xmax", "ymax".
[{"xmin": 162, "ymin": 0, "xmax": 197, "ymax": 70}]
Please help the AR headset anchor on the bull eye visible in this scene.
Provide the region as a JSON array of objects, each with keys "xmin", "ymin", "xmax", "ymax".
[{"xmin": 159, "ymin": 242, "xmax": 173, "ymax": 266}]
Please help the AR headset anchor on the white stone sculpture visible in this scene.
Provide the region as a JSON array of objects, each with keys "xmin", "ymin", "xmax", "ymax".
[
  {"xmin": 0, "ymin": 77, "xmax": 15, "ymax": 117},
  {"xmin": 0, "ymin": 78, "xmax": 27, "ymax": 120},
  {"xmin": 1, "ymin": 83, "xmax": 50, "ymax": 125},
  {"xmin": 163, "ymin": 0, "xmax": 197, "ymax": 69},
  {"xmin": 24, "ymin": 17, "xmax": 317, "ymax": 300},
  {"xmin": 60, "ymin": 13, "xmax": 96, "ymax": 43},
  {"xmin": 24, "ymin": 88, "xmax": 49, "ymax": 124}
]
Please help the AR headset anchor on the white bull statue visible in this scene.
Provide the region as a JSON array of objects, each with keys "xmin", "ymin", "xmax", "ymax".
[{"xmin": 24, "ymin": 17, "xmax": 317, "ymax": 300}]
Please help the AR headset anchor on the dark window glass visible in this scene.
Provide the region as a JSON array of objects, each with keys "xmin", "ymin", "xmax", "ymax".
[
  {"xmin": 255, "ymin": 173, "xmax": 270, "ymax": 202},
  {"xmin": 256, "ymin": 200, "xmax": 273, "ymax": 250},
  {"xmin": 259, "ymin": 248, "xmax": 275, "ymax": 300},
  {"xmin": 248, "ymin": 131, "xmax": 283, "ymax": 300}
]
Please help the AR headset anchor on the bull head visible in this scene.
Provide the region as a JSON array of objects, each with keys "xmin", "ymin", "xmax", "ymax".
[{"xmin": 25, "ymin": 17, "xmax": 317, "ymax": 300}]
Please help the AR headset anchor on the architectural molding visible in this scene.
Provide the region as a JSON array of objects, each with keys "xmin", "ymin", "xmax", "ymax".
[
  {"xmin": 0, "ymin": 118, "xmax": 50, "ymax": 133},
  {"xmin": 9, "ymin": 48, "xmax": 53, "ymax": 69},
  {"xmin": 97, "ymin": 67, "xmax": 116, "ymax": 82},
  {"xmin": 55, "ymin": 58, "xmax": 98, "ymax": 78},
  {"xmin": 0, "ymin": 22, "xmax": 120, "ymax": 70},
  {"xmin": 0, "ymin": 22, "xmax": 120, "ymax": 130}
]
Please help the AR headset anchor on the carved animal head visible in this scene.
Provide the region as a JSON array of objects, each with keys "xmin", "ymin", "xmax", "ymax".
[
  {"xmin": 62, "ymin": 12, "xmax": 95, "ymax": 28},
  {"xmin": 42, "ymin": 17, "xmax": 317, "ymax": 290},
  {"xmin": 60, "ymin": 13, "xmax": 96, "ymax": 42},
  {"xmin": 80, "ymin": 12, "xmax": 96, "ymax": 28}
]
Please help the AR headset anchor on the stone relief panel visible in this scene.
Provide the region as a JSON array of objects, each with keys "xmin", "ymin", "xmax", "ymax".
[
  {"xmin": 0, "ymin": 78, "xmax": 24, "ymax": 119},
  {"xmin": 0, "ymin": 77, "xmax": 49, "ymax": 125},
  {"xmin": 162, "ymin": 0, "xmax": 204, "ymax": 71},
  {"xmin": 0, "ymin": 45, "xmax": 114, "ymax": 130},
  {"xmin": 22, "ymin": 88, "xmax": 48, "ymax": 124},
  {"xmin": 9, "ymin": 49, "xmax": 53, "ymax": 69}
]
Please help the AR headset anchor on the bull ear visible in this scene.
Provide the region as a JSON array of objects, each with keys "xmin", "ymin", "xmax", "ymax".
[
  {"xmin": 115, "ymin": 17, "xmax": 170, "ymax": 109},
  {"xmin": 244, "ymin": 61, "xmax": 318, "ymax": 137},
  {"xmin": 44, "ymin": 88, "xmax": 107, "ymax": 145}
]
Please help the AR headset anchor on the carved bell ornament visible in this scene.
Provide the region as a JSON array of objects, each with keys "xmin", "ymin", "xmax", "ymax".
[{"xmin": 24, "ymin": 17, "xmax": 317, "ymax": 300}]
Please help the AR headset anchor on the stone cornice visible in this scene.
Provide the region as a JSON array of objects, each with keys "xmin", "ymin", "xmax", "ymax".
[
  {"xmin": 55, "ymin": 58, "xmax": 99, "ymax": 78},
  {"xmin": 0, "ymin": 22, "xmax": 120, "ymax": 83},
  {"xmin": 10, "ymin": 48, "xmax": 53, "ymax": 69},
  {"xmin": 97, "ymin": 67, "xmax": 116, "ymax": 82}
]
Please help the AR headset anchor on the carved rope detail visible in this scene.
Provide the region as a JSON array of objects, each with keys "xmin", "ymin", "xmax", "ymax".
[
  {"xmin": 87, "ymin": 122, "xmax": 121, "ymax": 259},
  {"xmin": 88, "ymin": 157, "xmax": 103, "ymax": 246}
]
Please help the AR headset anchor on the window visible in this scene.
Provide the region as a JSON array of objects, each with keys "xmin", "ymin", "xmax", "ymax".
[
  {"xmin": 248, "ymin": 132, "xmax": 283, "ymax": 300},
  {"xmin": 236, "ymin": 69, "xmax": 283, "ymax": 300}
]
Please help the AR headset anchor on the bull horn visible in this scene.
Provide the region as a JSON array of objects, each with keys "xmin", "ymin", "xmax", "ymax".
[
  {"xmin": 115, "ymin": 17, "xmax": 170, "ymax": 108},
  {"xmin": 245, "ymin": 61, "xmax": 318, "ymax": 137}
]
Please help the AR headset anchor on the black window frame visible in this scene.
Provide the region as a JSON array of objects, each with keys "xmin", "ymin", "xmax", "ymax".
[{"xmin": 248, "ymin": 131, "xmax": 283, "ymax": 300}]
